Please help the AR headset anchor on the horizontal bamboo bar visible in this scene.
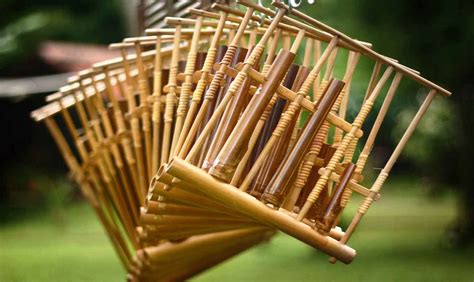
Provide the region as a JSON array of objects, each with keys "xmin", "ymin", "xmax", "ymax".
[{"xmin": 165, "ymin": 158, "xmax": 357, "ymax": 264}]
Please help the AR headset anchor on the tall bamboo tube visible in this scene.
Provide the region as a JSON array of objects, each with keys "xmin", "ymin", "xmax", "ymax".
[
  {"xmin": 176, "ymin": 8, "xmax": 256, "ymax": 160},
  {"xmin": 261, "ymin": 79, "xmax": 345, "ymax": 208},
  {"xmin": 184, "ymin": 7, "xmax": 286, "ymax": 162},
  {"xmin": 297, "ymin": 66, "xmax": 395, "ymax": 221},
  {"xmin": 209, "ymin": 48, "xmax": 297, "ymax": 182},
  {"xmin": 174, "ymin": 11, "xmax": 229, "ymax": 158},
  {"xmin": 239, "ymin": 36, "xmax": 339, "ymax": 192}
]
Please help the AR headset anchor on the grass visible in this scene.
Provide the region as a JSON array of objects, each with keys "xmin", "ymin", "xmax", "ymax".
[{"xmin": 0, "ymin": 177, "xmax": 472, "ymax": 281}]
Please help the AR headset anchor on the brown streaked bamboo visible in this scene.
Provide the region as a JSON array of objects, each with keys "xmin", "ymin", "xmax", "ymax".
[
  {"xmin": 203, "ymin": 30, "xmax": 286, "ymax": 172},
  {"xmin": 315, "ymin": 163, "xmax": 356, "ymax": 234},
  {"xmin": 283, "ymin": 52, "xmax": 361, "ymax": 211},
  {"xmin": 261, "ymin": 79, "xmax": 345, "ymax": 208}
]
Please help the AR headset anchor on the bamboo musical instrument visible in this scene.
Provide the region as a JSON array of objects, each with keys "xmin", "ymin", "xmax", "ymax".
[{"xmin": 29, "ymin": 1, "xmax": 452, "ymax": 279}]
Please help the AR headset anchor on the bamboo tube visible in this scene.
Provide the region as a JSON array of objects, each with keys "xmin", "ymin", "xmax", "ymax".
[
  {"xmin": 201, "ymin": 40, "xmax": 263, "ymax": 171},
  {"xmin": 139, "ymin": 228, "xmax": 273, "ymax": 280},
  {"xmin": 213, "ymin": 29, "xmax": 283, "ymax": 182},
  {"xmin": 297, "ymin": 66, "xmax": 395, "ymax": 221},
  {"xmin": 202, "ymin": 24, "xmax": 270, "ymax": 170},
  {"xmin": 194, "ymin": 46, "xmax": 239, "ymax": 167},
  {"xmin": 184, "ymin": 7, "xmax": 286, "ymax": 162},
  {"xmin": 247, "ymin": 63, "xmax": 304, "ymax": 194},
  {"xmin": 141, "ymin": 214, "xmax": 257, "ymax": 227},
  {"xmin": 153, "ymin": 172, "xmax": 251, "ymax": 219},
  {"xmin": 329, "ymin": 89, "xmax": 437, "ymax": 263},
  {"xmin": 261, "ymin": 79, "xmax": 345, "ymax": 208},
  {"xmin": 239, "ymin": 36, "xmax": 339, "ymax": 192},
  {"xmin": 142, "ymin": 227, "xmax": 271, "ymax": 264},
  {"xmin": 210, "ymin": 29, "xmax": 304, "ymax": 178},
  {"xmin": 283, "ymin": 52, "xmax": 361, "ymax": 211},
  {"xmin": 174, "ymin": 11, "xmax": 229, "ymax": 158},
  {"xmin": 144, "ymin": 201, "xmax": 243, "ymax": 219},
  {"xmin": 177, "ymin": 8, "xmax": 256, "ymax": 160},
  {"xmin": 209, "ymin": 48, "xmax": 297, "ymax": 182},
  {"xmin": 165, "ymin": 157, "xmax": 356, "ymax": 263}
]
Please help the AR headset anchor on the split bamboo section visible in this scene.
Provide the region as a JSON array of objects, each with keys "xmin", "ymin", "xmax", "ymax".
[{"xmin": 30, "ymin": 1, "xmax": 450, "ymax": 280}]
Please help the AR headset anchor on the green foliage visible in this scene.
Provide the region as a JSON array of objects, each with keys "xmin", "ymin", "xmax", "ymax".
[
  {"xmin": 0, "ymin": 0, "xmax": 126, "ymax": 74},
  {"xmin": 0, "ymin": 11, "xmax": 70, "ymax": 69}
]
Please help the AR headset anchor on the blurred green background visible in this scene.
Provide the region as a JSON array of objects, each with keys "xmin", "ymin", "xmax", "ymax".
[{"xmin": 0, "ymin": 0, "xmax": 473, "ymax": 281}]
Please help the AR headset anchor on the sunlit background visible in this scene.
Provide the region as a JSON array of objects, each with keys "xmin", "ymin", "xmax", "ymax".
[{"xmin": 0, "ymin": 0, "xmax": 473, "ymax": 281}]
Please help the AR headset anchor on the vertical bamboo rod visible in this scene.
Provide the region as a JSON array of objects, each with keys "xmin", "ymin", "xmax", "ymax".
[
  {"xmin": 118, "ymin": 48, "xmax": 148, "ymax": 201},
  {"xmin": 134, "ymin": 42, "xmax": 153, "ymax": 180},
  {"xmin": 169, "ymin": 16, "xmax": 204, "ymax": 159},
  {"xmin": 162, "ymin": 25, "xmax": 183, "ymax": 164},
  {"xmin": 151, "ymin": 36, "xmax": 163, "ymax": 175}
]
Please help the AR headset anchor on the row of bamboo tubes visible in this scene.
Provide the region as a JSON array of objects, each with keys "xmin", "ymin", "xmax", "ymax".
[{"xmin": 30, "ymin": 1, "xmax": 450, "ymax": 280}]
